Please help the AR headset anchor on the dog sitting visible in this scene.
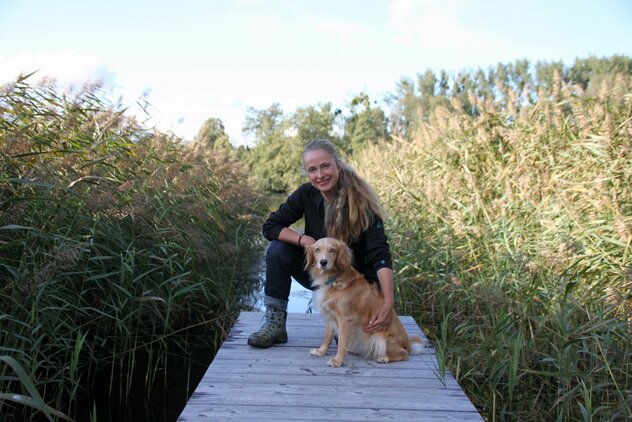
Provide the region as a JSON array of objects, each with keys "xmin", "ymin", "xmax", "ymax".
[{"xmin": 305, "ymin": 237, "xmax": 424, "ymax": 367}]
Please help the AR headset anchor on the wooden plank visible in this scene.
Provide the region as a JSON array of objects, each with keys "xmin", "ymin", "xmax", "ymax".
[
  {"xmin": 186, "ymin": 384, "xmax": 478, "ymax": 411},
  {"xmin": 178, "ymin": 404, "xmax": 482, "ymax": 421},
  {"xmin": 178, "ymin": 311, "xmax": 482, "ymax": 421},
  {"xmin": 195, "ymin": 371, "xmax": 464, "ymax": 390},
  {"xmin": 209, "ymin": 348, "xmax": 457, "ymax": 384}
]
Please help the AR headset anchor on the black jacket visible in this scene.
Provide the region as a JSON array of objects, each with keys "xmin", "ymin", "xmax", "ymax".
[{"xmin": 262, "ymin": 183, "xmax": 392, "ymax": 282}]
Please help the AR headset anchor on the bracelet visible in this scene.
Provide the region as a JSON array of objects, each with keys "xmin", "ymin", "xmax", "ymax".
[{"xmin": 298, "ymin": 234, "xmax": 304, "ymax": 247}]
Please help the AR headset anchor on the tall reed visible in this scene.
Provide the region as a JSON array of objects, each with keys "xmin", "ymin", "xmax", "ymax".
[
  {"xmin": 359, "ymin": 74, "xmax": 632, "ymax": 420},
  {"xmin": 0, "ymin": 76, "xmax": 264, "ymax": 420}
]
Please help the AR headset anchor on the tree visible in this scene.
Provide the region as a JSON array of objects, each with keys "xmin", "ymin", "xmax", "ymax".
[
  {"xmin": 510, "ymin": 59, "xmax": 532, "ymax": 93},
  {"xmin": 243, "ymin": 103, "xmax": 303, "ymax": 192},
  {"xmin": 194, "ymin": 117, "xmax": 232, "ymax": 150},
  {"xmin": 418, "ymin": 69, "xmax": 437, "ymax": 101},
  {"xmin": 292, "ymin": 103, "xmax": 337, "ymax": 144},
  {"xmin": 473, "ymin": 67, "xmax": 493, "ymax": 101},
  {"xmin": 417, "ymin": 69, "xmax": 438, "ymax": 119},
  {"xmin": 387, "ymin": 78, "xmax": 420, "ymax": 138},
  {"xmin": 535, "ymin": 60, "xmax": 565, "ymax": 93},
  {"xmin": 343, "ymin": 93, "xmax": 388, "ymax": 154},
  {"xmin": 451, "ymin": 70, "xmax": 476, "ymax": 115},
  {"xmin": 569, "ymin": 55, "xmax": 632, "ymax": 93},
  {"xmin": 438, "ymin": 70, "xmax": 450, "ymax": 97},
  {"xmin": 243, "ymin": 103, "xmax": 285, "ymax": 141}
]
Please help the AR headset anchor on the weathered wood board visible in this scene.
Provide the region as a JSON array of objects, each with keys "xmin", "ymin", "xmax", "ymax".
[{"xmin": 178, "ymin": 311, "xmax": 482, "ymax": 421}]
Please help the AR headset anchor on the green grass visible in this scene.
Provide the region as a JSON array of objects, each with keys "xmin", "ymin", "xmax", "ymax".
[
  {"xmin": 359, "ymin": 74, "xmax": 632, "ymax": 420},
  {"xmin": 0, "ymin": 76, "xmax": 265, "ymax": 420}
]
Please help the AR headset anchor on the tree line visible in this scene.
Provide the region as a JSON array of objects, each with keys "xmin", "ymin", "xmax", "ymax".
[{"xmin": 194, "ymin": 55, "xmax": 632, "ymax": 192}]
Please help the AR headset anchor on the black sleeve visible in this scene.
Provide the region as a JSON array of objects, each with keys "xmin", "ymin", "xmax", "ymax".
[
  {"xmin": 261, "ymin": 186, "xmax": 306, "ymax": 241},
  {"xmin": 363, "ymin": 215, "xmax": 392, "ymax": 271}
]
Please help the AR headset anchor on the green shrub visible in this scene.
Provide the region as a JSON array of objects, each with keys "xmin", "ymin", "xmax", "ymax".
[
  {"xmin": 359, "ymin": 73, "xmax": 632, "ymax": 420},
  {"xmin": 0, "ymin": 77, "xmax": 264, "ymax": 420}
]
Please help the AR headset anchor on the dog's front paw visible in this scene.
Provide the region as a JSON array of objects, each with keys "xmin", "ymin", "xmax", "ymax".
[
  {"xmin": 310, "ymin": 347, "xmax": 326, "ymax": 357},
  {"xmin": 377, "ymin": 356, "xmax": 390, "ymax": 364},
  {"xmin": 327, "ymin": 357, "xmax": 344, "ymax": 367}
]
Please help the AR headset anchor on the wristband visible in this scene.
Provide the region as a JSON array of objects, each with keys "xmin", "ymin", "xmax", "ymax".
[{"xmin": 298, "ymin": 234, "xmax": 304, "ymax": 247}]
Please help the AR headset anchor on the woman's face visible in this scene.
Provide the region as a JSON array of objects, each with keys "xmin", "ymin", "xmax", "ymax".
[{"xmin": 303, "ymin": 149, "xmax": 340, "ymax": 199}]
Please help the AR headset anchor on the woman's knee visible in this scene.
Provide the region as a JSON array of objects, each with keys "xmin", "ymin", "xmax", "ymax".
[{"xmin": 266, "ymin": 240, "xmax": 301, "ymax": 266}]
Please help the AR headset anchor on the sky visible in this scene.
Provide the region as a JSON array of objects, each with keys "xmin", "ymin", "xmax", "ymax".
[{"xmin": 1, "ymin": 0, "xmax": 631, "ymax": 146}]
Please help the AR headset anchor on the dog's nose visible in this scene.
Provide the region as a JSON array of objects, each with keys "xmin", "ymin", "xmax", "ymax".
[{"xmin": 319, "ymin": 259, "xmax": 328, "ymax": 267}]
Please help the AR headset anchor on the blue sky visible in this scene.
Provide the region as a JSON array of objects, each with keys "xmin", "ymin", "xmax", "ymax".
[{"xmin": 1, "ymin": 0, "xmax": 631, "ymax": 145}]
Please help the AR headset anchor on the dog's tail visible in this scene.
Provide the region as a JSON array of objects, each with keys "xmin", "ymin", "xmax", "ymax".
[{"xmin": 409, "ymin": 335, "xmax": 425, "ymax": 355}]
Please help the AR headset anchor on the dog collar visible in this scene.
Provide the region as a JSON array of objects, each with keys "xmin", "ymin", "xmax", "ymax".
[{"xmin": 325, "ymin": 275, "xmax": 336, "ymax": 286}]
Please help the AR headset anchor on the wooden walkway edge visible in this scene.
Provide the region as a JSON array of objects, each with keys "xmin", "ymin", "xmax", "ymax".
[{"xmin": 178, "ymin": 311, "xmax": 482, "ymax": 421}]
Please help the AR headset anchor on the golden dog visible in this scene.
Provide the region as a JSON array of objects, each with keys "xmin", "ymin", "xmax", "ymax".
[{"xmin": 305, "ymin": 237, "xmax": 424, "ymax": 367}]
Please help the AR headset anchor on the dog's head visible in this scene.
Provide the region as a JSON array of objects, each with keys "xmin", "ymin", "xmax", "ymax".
[{"xmin": 305, "ymin": 237, "xmax": 353, "ymax": 276}]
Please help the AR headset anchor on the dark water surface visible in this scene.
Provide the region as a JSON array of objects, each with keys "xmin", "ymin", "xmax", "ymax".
[{"xmin": 75, "ymin": 329, "xmax": 217, "ymax": 422}]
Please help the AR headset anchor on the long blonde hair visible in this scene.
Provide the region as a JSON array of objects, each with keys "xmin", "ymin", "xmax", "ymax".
[{"xmin": 303, "ymin": 140, "xmax": 385, "ymax": 243}]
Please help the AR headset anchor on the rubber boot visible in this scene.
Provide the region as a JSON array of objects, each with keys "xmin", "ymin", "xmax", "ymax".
[{"xmin": 247, "ymin": 306, "xmax": 288, "ymax": 348}]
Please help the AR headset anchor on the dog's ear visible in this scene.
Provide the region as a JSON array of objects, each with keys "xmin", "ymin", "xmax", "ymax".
[
  {"xmin": 334, "ymin": 240, "xmax": 353, "ymax": 270},
  {"xmin": 304, "ymin": 244, "xmax": 315, "ymax": 271}
]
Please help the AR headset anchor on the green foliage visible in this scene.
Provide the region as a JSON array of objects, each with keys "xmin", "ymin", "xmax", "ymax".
[
  {"xmin": 292, "ymin": 102, "xmax": 338, "ymax": 143},
  {"xmin": 194, "ymin": 116, "xmax": 233, "ymax": 151},
  {"xmin": 343, "ymin": 93, "xmax": 389, "ymax": 154},
  {"xmin": 390, "ymin": 55, "xmax": 632, "ymax": 139},
  {"xmin": 243, "ymin": 102, "xmax": 286, "ymax": 141},
  {"xmin": 0, "ymin": 78, "xmax": 264, "ymax": 420},
  {"xmin": 242, "ymin": 102, "xmax": 344, "ymax": 192},
  {"xmin": 0, "ymin": 355, "xmax": 72, "ymax": 421},
  {"xmin": 388, "ymin": 77, "xmax": 420, "ymax": 137},
  {"xmin": 569, "ymin": 55, "xmax": 632, "ymax": 90},
  {"xmin": 238, "ymin": 55, "xmax": 632, "ymax": 195},
  {"xmin": 247, "ymin": 132, "xmax": 303, "ymax": 193},
  {"xmin": 242, "ymin": 103, "xmax": 302, "ymax": 192},
  {"xmin": 359, "ymin": 70, "xmax": 632, "ymax": 420}
]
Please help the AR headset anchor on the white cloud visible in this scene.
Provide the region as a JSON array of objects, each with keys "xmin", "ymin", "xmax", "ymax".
[
  {"xmin": 315, "ymin": 19, "xmax": 369, "ymax": 44},
  {"xmin": 0, "ymin": 50, "xmax": 117, "ymax": 91},
  {"xmin": 247, "ymin": 12, "xmax": 288, "ymax": 40},
  {"xmin": 387, "ymin": 0, "xmax": 490, "ymax": 50}
]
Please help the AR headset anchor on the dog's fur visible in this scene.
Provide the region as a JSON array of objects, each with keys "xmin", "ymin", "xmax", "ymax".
[{"xmin": 305, "ymin": 237, "xmax": 424, "ymax": 367}]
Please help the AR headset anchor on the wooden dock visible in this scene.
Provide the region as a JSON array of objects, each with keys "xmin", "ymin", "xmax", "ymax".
[{"xmin": 178, "ymin": 311, "xmax": 482, "ymax": 421}]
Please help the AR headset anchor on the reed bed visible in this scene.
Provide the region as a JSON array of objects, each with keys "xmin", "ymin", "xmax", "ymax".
[
  {"xmin": 0, "ymin": 77, "xmax": 264, "ymax": 421},
  {"xmin": 359, "ymin": 75, "xmax": 632, "ymax": 420}
]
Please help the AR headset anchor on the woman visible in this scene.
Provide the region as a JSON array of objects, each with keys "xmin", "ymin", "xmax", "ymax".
[{"xmin": 248, "ymin": 139, "xmax": 395, "ymax": 348}]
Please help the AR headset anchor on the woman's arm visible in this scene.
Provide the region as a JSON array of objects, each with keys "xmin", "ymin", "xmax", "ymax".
[
  {"xmin": 262, "ymin": 185, "xmax": 307, "ymax": 241},
  {"xmin": 278, "ymin": 227, "xmax": 315, "ymax": 247},
  {"xmin": 364, "ymin": 267, "xmax": 394, "ymax": 333}
]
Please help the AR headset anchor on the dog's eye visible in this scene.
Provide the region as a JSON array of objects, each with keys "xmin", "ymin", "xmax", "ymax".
[
  {"xmin": 329, "ymin": 248, "xmax": 335, "ymax": 253},
  {"xmin": 315, "ymin": 248, "xmax": 320, "ymax": 253}
]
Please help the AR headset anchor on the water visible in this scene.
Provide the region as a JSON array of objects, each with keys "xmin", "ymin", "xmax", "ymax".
[{"xmin": 287, "ymin": 279, "xmax": 315, "ymax": 313}]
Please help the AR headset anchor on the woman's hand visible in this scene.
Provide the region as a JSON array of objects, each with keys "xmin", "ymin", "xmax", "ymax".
[
  {"xmin": 300, "ymin": 235, "xmax": 316, "ymax": 247},
  {"xmin": 365, "ymin": 302, "xmax": 393, "ymax": 333},
  {"xmin": 365, "ymin": 267, "xmax": 395, "ymax": 333}
]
